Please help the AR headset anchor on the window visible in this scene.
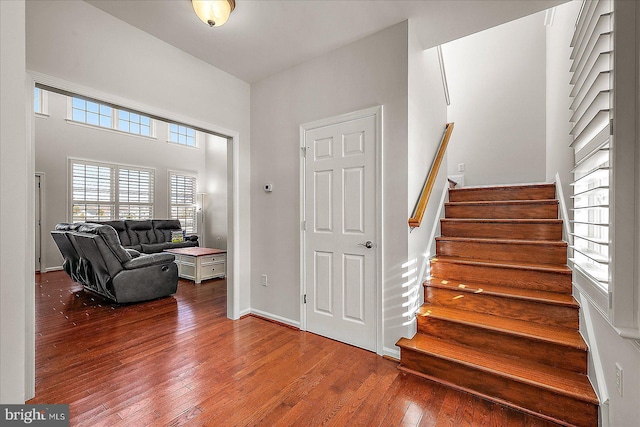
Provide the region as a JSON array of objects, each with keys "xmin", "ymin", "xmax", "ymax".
[
  {"xmin": 169, "ymin": 172, "xmax": 197, "ymax": 233},
  {"xmin": 569, "ymin": 0, "xmax": 612, "ymax": 293},
  {"xmin": 71, "ymin": 161, "xmax": 115, "ymax": 223},
  {"xmin": 118, "ymin": 167, "xmax": 154, "ymax": 219},
  {"xmin": 70, "ymin": 159, "xmax": 155, "ymax": 222},
  {"xmin": 69, "ymin": 96, "xmax": 153, "ymax": 137},
  {"xmin": 34, "ymin": 87, "xmax": 48, "ymax": 115},
  {"xmin": 118, "ymin": 111, "xmax": 151, "ymax": 137},
  {"xmin": 72, "ymin": 98, "xmax": 113, "ymax": 128},
  {"xmin": 169, "ymin": 123, "xmax": 196, "ymax": 147}
]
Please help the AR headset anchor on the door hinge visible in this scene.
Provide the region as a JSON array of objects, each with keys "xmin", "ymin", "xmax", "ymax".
[
  {"xmin": 38, "ymin": 181, "xmax": 41, "ymax": 189},
  {"xmin": 302, "ymin": 220, "xmax": 306, "ymax": 231},
  {"xmin": 608, "ymin": 291, "xmax": 613, "ymax": 309},
  {"xmin": 301, "ymin": 146, "xmax": 307, "ymax": 157},
  {"xmin": 610, "ymin": 118, "xmax": 614, "ymax": 135},
  {"xmin": 303, "ymin": 294, "xmax": 307, "ymax": 304}
]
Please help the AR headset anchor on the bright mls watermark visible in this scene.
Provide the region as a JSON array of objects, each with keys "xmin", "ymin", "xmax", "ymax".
[{"xmin": 1, "ymin": 405, "xmax": 68, "ymax": 426}]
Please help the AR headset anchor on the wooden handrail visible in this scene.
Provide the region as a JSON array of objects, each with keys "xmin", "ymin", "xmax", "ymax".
[{"xmin": 408, "ymin": 122, "xmax": 455, "ymax": 229}]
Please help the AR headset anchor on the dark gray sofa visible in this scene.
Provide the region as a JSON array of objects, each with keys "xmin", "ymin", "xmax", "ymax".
[
  {"xmin": 52, "ymin": 223, "xmax": 178, "ymax": 303},
  {"xmin": 92, "ymin": 219, "xmax": 198, "ymax": 253}
]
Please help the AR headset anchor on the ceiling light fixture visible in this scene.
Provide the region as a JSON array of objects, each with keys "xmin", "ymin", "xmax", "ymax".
[{"xmin": 192, "ymin": 0, "xmax": 236, "ymax": 27}]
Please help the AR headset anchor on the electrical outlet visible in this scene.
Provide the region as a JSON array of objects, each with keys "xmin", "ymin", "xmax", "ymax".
[
  {"xmin": 261, "ymin": 274, "xmax": 268, "ymax": 287},
  {"xmin": 458, "ymin": 163, "xmax": 465, "ymax": 172},
  {"xmin": 615, "ymin": 363, "xmax": 623, "ymax": 396}
]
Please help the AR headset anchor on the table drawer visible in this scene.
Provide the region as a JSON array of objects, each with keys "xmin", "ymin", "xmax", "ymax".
[
  {"xmin": 201, "ymin": 263, "xmax": 226, "ymax": 280},
  {"xmin": 201, "ymin": 254, "xmax": 226, "ymax": 265}
]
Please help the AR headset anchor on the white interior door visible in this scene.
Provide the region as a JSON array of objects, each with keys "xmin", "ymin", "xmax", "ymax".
[{"xmin": 303, "ymin": 113, "xmax": 378, "ymax": 352}]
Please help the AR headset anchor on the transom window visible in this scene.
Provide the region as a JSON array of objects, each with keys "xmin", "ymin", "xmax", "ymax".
[
  {"xmin": 169, "ymin": 123, "xmax": 196, "ymax": 147},
  {"xmin": 169, "ymin": 172, "xmax": 197, "ymax": 233},
  {"xmin": 69, "ymin": 96, "xmax": 153, "ymax": 138},
  {"xmin": 72, "ymin": 98, "xmax": 112, "ymax": 128},
  {"xmin": 118, "ymin": 111, "xmax": 151, "ymax": 137},
  {"xmin": 70, "ymin": 159, "xmax": 154, "ymax": 222},
  {"xmin": 34, "ymin": 87, "xmax": 48, "ymax": 115}
]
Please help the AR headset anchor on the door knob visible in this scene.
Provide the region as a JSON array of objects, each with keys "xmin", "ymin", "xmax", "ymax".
[{"xmin": 357, "ymin": 241, "xmax": 373, "ymax": 249}]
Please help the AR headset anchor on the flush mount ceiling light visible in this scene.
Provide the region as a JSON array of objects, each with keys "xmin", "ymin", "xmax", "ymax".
[{"xmin": 192, "ymin": 0, "xmax": 236, "ymax": 27}]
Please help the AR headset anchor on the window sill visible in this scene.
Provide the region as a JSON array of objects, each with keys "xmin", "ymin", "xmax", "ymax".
[
  {"xmin": 167, "ymin": 140, "xmax": 198, "ymax": 149},
  {"xmin": 66, "ymin": 119, "xmax": 157, "ymax": 141}
]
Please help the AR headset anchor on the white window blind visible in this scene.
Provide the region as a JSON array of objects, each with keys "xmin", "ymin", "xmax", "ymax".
[
  {"xmin": 569, "ymin": 0, "xmax": 613, "ymax": 290},
  {"xmin": 70, "ymin": 160, "xmax": 155, "ymax": 222},
  {"xmin": 71, "ymin": 161, "xmax": 115, "ymax": 223},
  {"xmin": 170, "ymin": 172, "xmax": 197, "ymax": 234},
  {"xmin": 118, "ymin": 167, "xmax": 155, "ymax": 219}
]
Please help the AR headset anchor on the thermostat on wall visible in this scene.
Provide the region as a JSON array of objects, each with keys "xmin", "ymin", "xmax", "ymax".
[{"xmin": 264, "ymin": 183, "xmax": 273, "ymax": 192}]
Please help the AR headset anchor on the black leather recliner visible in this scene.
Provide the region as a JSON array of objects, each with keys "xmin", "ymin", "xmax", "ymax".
[{"xmin": 52, "ymin": 223, "xmax": 178, "ymax": 303}]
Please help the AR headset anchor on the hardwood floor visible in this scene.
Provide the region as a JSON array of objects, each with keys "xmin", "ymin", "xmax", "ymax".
[{"xmin": 29, "ymin": 271, "xmax": 560, "ymax": 426}]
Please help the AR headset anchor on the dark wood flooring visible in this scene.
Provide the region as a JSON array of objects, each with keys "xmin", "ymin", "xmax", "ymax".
[{"xmin": 28, "ymin": 271, "xmax": 560, "ymax": 426}]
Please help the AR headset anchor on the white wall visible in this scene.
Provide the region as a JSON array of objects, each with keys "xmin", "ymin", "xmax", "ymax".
[
  {"xmin": 250, "ymin": 21, "xmax": 410, "ymax": 353},
  {"xmin": 35, "ymin": 92, "xmax": 228, "ymax": 270},
  {"xmin": 406, "ymin": 22, "xmax": 449, "ymax": 342},
  {"xmin": 0, "ymin": 0, "xmax": 30, "ymax": 403},
  {"xmin": 443, "ymin": 12, "xmax": 547, "ymax": 187},
  {"xmin": 26, "ymin": 0, "xmax": 251, "ymax": 313},
  {"xmin": 204, "ymin": 134, "xmax": 228, "ymax": 249},
  {"xmin": 546, "ymin": 2, "xmax": 577, "ymax": 201}
]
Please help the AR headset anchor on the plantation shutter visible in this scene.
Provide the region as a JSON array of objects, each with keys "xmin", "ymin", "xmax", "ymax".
[{"xmin": 569, "ymin": 0, "xmax": 613, "ymax": 289}]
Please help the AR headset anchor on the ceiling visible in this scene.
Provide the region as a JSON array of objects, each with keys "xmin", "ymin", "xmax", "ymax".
[{"xmin": 85, "ymin": 0, "xmax": 566, "ymax": 83}]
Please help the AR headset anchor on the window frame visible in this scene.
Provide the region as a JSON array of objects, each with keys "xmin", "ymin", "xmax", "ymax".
[
  {"xmin": 168, "ymin": 123, "xmax": 198, "ymax": 148},
  {"xmin": 69, "ymin": 158, "xmax": 156, "ymax": 223},
  {"xmin": 34, "ymin": 87, "xmax": 49, "ymax": 116},
  {"xmin": 66, "ymin": 96, "xmax": 156, "ymax": 139},
  {"xmin": 168, "ymin": 170, "xmax": 198, "ymax": 234}
]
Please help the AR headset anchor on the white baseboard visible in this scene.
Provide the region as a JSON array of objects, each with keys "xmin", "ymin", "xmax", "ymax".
[
  {"xmin": 383, "ymin": 346, "xmax": 400, "ymax": 360},
  {"xmin": 239, "ymin": 308, "xmax": 251, "ymax": 318},
  {"xmin": 249, "ymin": 308, "xmax": 300, "ymax": 329},
  {"xmin": 44, "ymin": 266, "xmax": 63, "ymax": 273}
]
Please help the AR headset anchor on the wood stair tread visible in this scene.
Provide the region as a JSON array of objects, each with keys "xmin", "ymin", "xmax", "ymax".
[
  {"xmin": 425, "ymin": 276, "xmax": 579, "ymax": 308},
  {"xmin": 397, "ymin": 334, "xmax": 598, "ymax": 405},
  {"xmin": 441, "ymin": 218, "xmax": 563, "ymax": 224},
  {"xmin": 416, "ymin": 305, "xmax": 586, "ymax": 349},
  {"xmin": 435, "ymin": 236, "xmax": 567, "ymax": 247},
  {"xmin": 446, "ymin": 199, "xmax": 558, "ymax": 206},
  {"xmin": 450, "ymin": 183, "xmax": 555, "ymax": 192},
  {"xmin": 432, "ymin": 255, "xmax": 572, "ymax": 273}
]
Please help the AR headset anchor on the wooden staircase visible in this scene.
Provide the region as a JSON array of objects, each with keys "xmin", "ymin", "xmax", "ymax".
[{"xmin": 396, "ymin": 183, "xmax": 598, "ymax": 427}]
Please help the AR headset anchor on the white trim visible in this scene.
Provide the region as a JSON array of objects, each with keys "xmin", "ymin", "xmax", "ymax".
[
  {"xmin": 65, "ymin": 118, "xmax": 157, "ymax": 142},
  {"xmin": 417, "ymin": 180, "xmax": 449, "ymax": 286},
  {"xmin": 577, "ymin": 291, "xmax": 610, "ymax": 404},
  {"xmin": 35, "ymin": 172, "xmax": 45, "ymax": 273},
  {"xmin": 44, "ymin": 266, "xmax": 64, "ymax": 273},
  {"xmin": 554, "ymin": 173, "xmax": 573, "ymax": 247},
  {"xmin": 574, "ymin": 268, "xmax": 610, "ymax": 319},
  {"xmin": 299, "ymin": 105, "xmax": 383, "ymax": 355},
  {"xmin": 25, "ymin": 78, "xmax": 36, "ymax": 401},
  {"xmin": 383, "ymin": 346, "xmax": 400, "ymax": 360},
  {"xmin": 249, "ymin": 308, "xmax": 301, "ymax": 329},
  {"xmin": 437, "ymin": 46, "xmax": 450, "ymax": 106}
]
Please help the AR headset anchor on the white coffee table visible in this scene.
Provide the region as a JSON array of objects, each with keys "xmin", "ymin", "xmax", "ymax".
[{"xmin": 164, "ymin": 247, "xmax": 226, "ymax": 284}]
